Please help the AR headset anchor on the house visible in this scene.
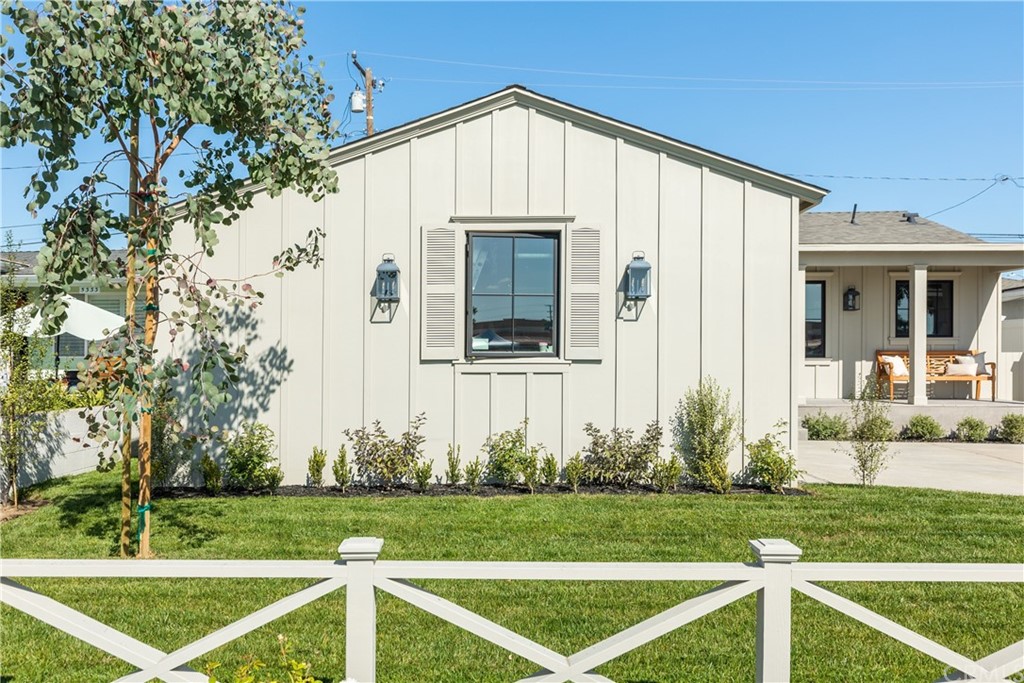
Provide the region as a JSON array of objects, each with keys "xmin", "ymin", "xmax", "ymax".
[
  {"xmin": 164, "ymin": 85, "xmax": 828, "ymax": 482},
  {"xmin": 798, "ymin": 211, "xmax": 1023, "ymax": 405},
  {"xmin": 1, "ymin": 249, "xmax": 138, "ymax": 376}
]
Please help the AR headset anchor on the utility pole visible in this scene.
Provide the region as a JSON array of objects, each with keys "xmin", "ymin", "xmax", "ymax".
[{"xmin": 351, "ymin": 51, "xmax": 382, "ymax": 136}]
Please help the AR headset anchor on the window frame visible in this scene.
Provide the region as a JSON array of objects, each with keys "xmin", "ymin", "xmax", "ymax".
[
  {"xmin": 893, "ymin": 278, "xmax": 955, "ymax": 339},
  {"xmin": 465, "ymin": 231, "xmax": 560, "ymax": 359},
  {"xmin": 805, "ymin": 280, "xmax": 827, "ymax": 359}
]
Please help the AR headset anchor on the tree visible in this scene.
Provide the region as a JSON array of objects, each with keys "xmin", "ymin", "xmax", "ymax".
[{"xmin": 1, "ymin": 0, "xmax": 338, "ymax": 556}]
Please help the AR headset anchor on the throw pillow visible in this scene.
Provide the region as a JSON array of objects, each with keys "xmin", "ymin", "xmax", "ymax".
[
  {"xmin": 881, "ymin": 355, "xmax": 909, "ymax": 376},
  {"xmin": 945, "ymin": 362, "xmax": 978, "ymax": 376},
  {"xmin": 956, "ymin": 352, "xmax": 988, "ymax": 375}
]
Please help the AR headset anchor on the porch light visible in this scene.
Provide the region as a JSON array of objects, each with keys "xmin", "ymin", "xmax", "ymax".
[
  {"xmin": 375, "ymin": 253, "xmax": 400, "ymax": 305},
  {"xmin": 843, "ymin": 286, "xmax": 861, "ymax": 312},
  {"xmin": 626, "ymin": 251, "xmax": 652, "ymax": 300}
]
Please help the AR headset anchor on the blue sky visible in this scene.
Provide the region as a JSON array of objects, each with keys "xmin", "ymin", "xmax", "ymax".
[{"xmin": 2, "ymin": 2, "xmax": 1022, "ymax": 250}]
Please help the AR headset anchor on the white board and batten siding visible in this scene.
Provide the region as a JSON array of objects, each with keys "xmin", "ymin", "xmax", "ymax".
[{"xmin": 174, "ymin": 93, "xmax": 817, "ymax": 482}]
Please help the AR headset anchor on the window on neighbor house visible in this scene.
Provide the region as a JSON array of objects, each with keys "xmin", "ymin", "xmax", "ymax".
[
  {"xmin": 895, "ymin": 280, "xmax": 953, "ymax": 338},
  {"xmin": 467, "ymin": 232, "xmax": 558, "ymax": 357},
  {"xmin": 805, "ymin": 281, "xmax": 826, "ymax": 358}
]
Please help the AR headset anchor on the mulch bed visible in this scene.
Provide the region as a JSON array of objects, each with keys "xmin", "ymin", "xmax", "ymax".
[
  {"xmin": 0, "ymin": 497, "xmax": 51, "ymax": 523},
  {"xmin": 154, "ymin": 483, "xmax": 810, "ymax": 499}
]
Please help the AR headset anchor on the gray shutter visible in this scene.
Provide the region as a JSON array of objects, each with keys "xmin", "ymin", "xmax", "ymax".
[
  {"xmin": 420, "ymin": 225, "xmax": 460, "ymax": 360},
  {"xmin": 565, "ymin": 225, "xmax": 602, "ymax": 360}
]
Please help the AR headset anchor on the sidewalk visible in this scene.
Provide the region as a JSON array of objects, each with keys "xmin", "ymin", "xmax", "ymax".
[{"xmin": 797, "ymin": 440, "xmax": 1024, "ymax": 496}]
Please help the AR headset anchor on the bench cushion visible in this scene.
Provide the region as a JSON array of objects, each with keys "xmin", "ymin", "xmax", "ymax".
[{"xmin": 945, "ymin": 362, "xmax": 978, "ymax": 376}]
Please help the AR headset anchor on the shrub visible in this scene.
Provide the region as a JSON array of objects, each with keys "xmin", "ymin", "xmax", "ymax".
[
  {"xmin": 648, "ymin": 453, "xmax": 683, "ymax": 493},
  {"xmin": 997, "ymin": 413, "xmax": 1024, "ymax": 444},
  {"xmin": 307, "ymin": 447, "xmax": 327, "ymax": 487},
  {"xmin": 581, "ymin": 421, "xmax": 662, "ymax": 488},
  {"xmin": 444, "ymin": 444, "xmax": 462, "ymax": 485},
  {"xmin": 265, "ymin": 465, "xmax": 284, "ymax": 494},
  {"xmin": 955, "ymin": 417, "xmax": 990, "ymax": 443},
  {"xmin": 205, "ymin": 634, "xmax": 321, "ymax": 683},
  {"xmin": 151, "ymin": 384, "xmax": 189, "ymax": 488},
  {"xmin": 518, "ymin": 447, "xmax": 542, "ymax": 493},
  {"xmin": 743, "ymin": 421, "xmax": 801, "ymax": 494},
  {"xmin": 483, "ymin": 420, "xmax": 543, "ymax": 486},
  {"xmin": 332, "ymin": 445, "xmax": 352, "ymax": 491},
  {"xmin": 564, "ymin": 452, "xmax": 585, "ymax": 494},
  {"xmin": 901, "ymin": 415, "xmax": 946, "ymax": 441},
  {"xmin": 224, "ymin": 423, "xmax": 281, "ymax": 491},
  {"xmin": 844, "ymin": 379, "xmax": 893, "ymax": 485},
  {"xmin": 802, "ymin": 412, "xmax": 850, "ymax": 441},
  {"xmin": 344, "ymin": 413, "xmax": 427, "ymax": 488},
  {"xmin": 673, "ymin": 378, "xmax": 739, "ymax": 494},
  {"xmin": 464, "ymin": 456, "xmax": 484, "ymax": 493},
  {"xmin": 412, "ymin": 460, "xmax": 433, "ymax": 492},
  {"xmin": 200, "ymin": 454, "xmax": 222, "ymax": 495},
  {"xmin": 540, "ymin": 453, "xmax": 559, "ymax": 487}
]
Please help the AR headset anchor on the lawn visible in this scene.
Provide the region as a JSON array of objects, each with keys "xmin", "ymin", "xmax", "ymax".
[{"xmin": 1, "ymin": 470, "xmax": 1022, "ymax": 682}]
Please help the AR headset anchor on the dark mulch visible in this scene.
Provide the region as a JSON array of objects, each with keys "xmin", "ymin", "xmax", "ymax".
[{"xmin": 154, "ymin": 483, "xmax": 810, "ymax": 499}]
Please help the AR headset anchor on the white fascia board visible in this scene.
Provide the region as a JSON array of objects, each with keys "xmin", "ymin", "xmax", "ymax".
[{"xmin": 800, "ymin": 243, "xmax": 1024, "ymax": 269}]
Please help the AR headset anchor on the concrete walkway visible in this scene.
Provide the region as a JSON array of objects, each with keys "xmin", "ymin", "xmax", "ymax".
[{"xmin": 797, "ymin": 440, "xmax": 1024, "ymax": 496}]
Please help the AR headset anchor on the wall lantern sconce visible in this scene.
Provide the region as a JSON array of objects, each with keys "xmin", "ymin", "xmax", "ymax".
[
  {"xmin": 843, "ymin": 286, "xmax": 861, "ymax": 312},
  {"xmin": 375, "ymin": 253, "xmax": 400, "ymax": 307},
  {"xmin": 626, "ymin": 251, "xmax": 652, "ymax": 301}
]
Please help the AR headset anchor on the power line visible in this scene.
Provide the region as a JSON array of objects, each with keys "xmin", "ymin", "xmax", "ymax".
[
  {"xmin": 926, "ymin": 181, "xmax": 1001, "ymax": 218},
  {"xmin": 790, "ymin": 173, "xmax": 1024, "ymax": 182},
  {"xmin": 383, "ymin": 75, "xmax": 1020, "ymax": 93},
  {"xmin": 332, "ymin": 50, "xmax": 1024, "ymax": 88}
]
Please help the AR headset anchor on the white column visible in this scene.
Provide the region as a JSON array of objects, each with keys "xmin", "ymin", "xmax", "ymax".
[
  {"xmin": 793, "ymin": 265, "xmax": 807, "ymax": 416},
  {"xmin": 909, "ymin": 265, "xmax": 929, "ymax": 405},
  {"xmin": 751, "ymin": 538, "xmax": 802, "ymax": 683},
  {"xmin": 340, "ymin": 537, "xmax": 384, "ymax": 683}
]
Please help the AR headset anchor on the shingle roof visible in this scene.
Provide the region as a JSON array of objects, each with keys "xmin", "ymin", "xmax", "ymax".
[
  {"xmin": 800, "ymin": 211, "xmax": 982, "ymax": 245},
  {"xmin": 1004, "ymin": 277, "xmax": 1024, "ymax": 292}
]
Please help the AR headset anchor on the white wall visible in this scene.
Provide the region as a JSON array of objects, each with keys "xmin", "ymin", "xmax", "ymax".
[
  {"xmin": 0, "ymin": 409, "xmax": 102, "ymax": 499},
  {"xmin": 172, "ymin": 103, "xmax": 802, "ymax": 482}
]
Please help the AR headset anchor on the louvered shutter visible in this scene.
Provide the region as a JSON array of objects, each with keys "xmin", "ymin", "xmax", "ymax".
[
  {"xmin": 565, "ymin": 225, "xmax": 602, "ymax": 360},
  {"xmin": 420, "ymin": 225, "xmax": 461, "ymax": 360}
]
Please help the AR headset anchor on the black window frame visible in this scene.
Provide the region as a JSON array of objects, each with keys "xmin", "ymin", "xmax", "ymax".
[
  {"xmin": 805, "ymin": 280, "xmax": 826, "ymax": 358},
  {"xmin": 895, "ymin": 279, "xmax": 954, "ymax": 338},
  {"xmin": 465, "ymin": 231, "xmax": 560, "ymax": 359}
]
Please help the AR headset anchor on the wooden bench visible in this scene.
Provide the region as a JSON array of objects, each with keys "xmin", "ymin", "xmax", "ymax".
[{"xmin": 875, "ymin": 350, "xmax": 996, "ymax": 401}]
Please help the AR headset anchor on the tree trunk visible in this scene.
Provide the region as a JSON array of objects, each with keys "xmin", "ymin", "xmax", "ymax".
[
  {"xmin": 137, "ymin": 197, "xmax": 158, "ymax": 559},
  {"xmin": 121, "ymin": 117, "xmax": 138, "ymax": 558}
]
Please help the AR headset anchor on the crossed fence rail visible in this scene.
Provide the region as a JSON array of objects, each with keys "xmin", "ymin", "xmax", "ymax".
[{"xmin": 1, "ymin": 537, "xmax": 1021, "ymax": 682}]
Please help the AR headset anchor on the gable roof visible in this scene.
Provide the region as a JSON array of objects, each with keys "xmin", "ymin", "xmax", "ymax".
[
  {"xmin": 800, "ymin": 211, "xmax": 982, "ymax": 245},
  {"xmin": 325, "ymin": 85, "xmax": 829, "ymax": 210}
]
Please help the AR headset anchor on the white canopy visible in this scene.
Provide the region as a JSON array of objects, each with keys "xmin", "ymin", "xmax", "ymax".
[{"xmin": 18, "ymin": 295, "xmax": 125, "ymax": 341}]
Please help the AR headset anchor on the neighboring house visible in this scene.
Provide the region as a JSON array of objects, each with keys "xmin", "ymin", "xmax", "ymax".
[
  {"xmin": 166, "ymin": 85, "xmax": 828, "ymax": 482},
  {"xmin": 799, "ymin": 212, "xmax": 1022, "ymax": 403},
  {"xmin": 0, "ymin": 249, "xmax": 137, "ymax": 374}
]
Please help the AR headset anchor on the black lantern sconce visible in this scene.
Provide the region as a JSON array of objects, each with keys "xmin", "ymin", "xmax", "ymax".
[
  {"xmin": 375, "ymin": 253, "xmax": 400, "ymax": 308},
  {"xmin": 843, "ymin": 286, "xmax": 861, "ymax": 312},
  {"xmin": 626, "ymin": 251, "xmax": 652, "ymax": 301}
]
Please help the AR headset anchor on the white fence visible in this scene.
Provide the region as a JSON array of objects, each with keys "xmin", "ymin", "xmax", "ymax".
[
  {"xmin": 1, "ymin": 538, "xmax": 1022, "ymax": 682},
  {"xmin": 0, "ymin": 408, "xmax": 101, "ymax": 502}
]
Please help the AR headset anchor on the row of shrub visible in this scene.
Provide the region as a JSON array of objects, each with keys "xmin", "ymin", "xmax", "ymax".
[
  {"xmin": 296, "ymin": 379, "xmax": 798, "ymax": 496},
  {"xmin": 803, "ymin": 411, "xmax": 1024, "ymax": 444}
]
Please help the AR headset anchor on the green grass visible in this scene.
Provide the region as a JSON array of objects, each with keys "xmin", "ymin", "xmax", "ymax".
[{"xmin": 1, "ymin": 470, "xmax": 1022, "ymax": 682}]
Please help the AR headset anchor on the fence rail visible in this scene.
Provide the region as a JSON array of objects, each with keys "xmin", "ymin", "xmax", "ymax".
[{"xmin": 1, "ymin": 537, "xmax": 1021, "ymax": 683}]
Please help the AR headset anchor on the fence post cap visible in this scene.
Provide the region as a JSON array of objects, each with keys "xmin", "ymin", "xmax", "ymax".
[
  {"xmin": 338, "ymin": 537, "xmax": 384, "ymax": 561},
  {"xmin": 749, "ymin": 539, "xmax": 802, "ymax": 564}
]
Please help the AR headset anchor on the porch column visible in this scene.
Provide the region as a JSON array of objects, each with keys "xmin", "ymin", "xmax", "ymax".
[{"xmin": 909, "ymin": 264, "xmax": 928, "ymax": 405}]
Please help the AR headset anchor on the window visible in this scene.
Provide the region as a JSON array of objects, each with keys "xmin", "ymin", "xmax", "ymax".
[
  {"xmin": 895, "ymin": 280, "xmax": 953, "ymax": 338},
  {"xmin": 805, "ymin": 281, "xmax": 826, "ymax": 358},
  {"xmin": 467, "ymin": 232, "xmax": 558, "ymax": 357}
]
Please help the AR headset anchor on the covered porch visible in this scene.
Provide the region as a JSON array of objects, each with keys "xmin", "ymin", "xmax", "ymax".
[{"xmin": 797, "ymin": 211, "xmax": 1024, "ymax": 406}]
